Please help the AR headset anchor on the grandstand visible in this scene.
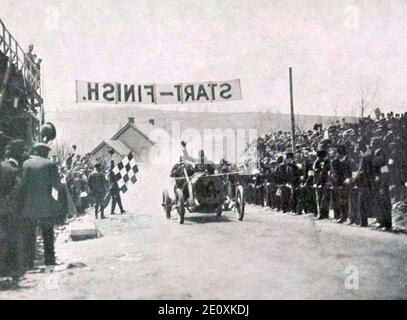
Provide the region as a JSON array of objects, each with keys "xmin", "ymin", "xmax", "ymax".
[{"xmin": 0, "ymin": 18, "xmax": 43, "ymax": 143}]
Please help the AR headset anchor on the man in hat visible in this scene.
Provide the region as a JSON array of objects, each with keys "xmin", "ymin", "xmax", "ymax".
[
  {"xmin": 274, "ymin": 155, "xmax": 286, "ymax": 211},
  {"xmin": 313, "ymin": 149, "xmax": 330, "ymax": 219},
  {"xmin": 109, "ymin": 160, "xmax": 126, "ymax": 215},
  {"xmin": 268, "ymin": 159, "xmax": 279, "ymax": 209},
  {"xmin": 346, "ymin": 141, "xmax": 366, "ymax": 225},
  {"xmin": 65, "ymin": 145, "xmax": 76, "ymax": 170},
  {"xmin": 25, "ymin": 44, "xmax": 35, "ymax": 69},
  {"xmin": 0, "ymin": 140, "xmax": 27, "ymax": 280},
  {"xmin": 88, "ymin": 162, "xmax": 107, "ymax": 219},
  {"xmin": 354, "ymin": 137, "xmax": 392, "ymax": 230},
  {"xmin": 1, "ymin": 140, "xmax": 28, "ymax": 280},
  {"xmin": 354, "ymin": 139, "xmax": 376, "ymax": 227},
  {"xmin": 331, "ymin": 144, "xmax": 352, "ymax": 223},
  {"xmin": 296, "ymin": 150, "xmax": 315, "ymax": 215},
  {"xmin": 20, "ymin": 142, "xmax": 61, "ymax": 266},
  {"xmin": 283, "ymin": 151, "xmax": 301, "ymax": 213},
  {"xmin": 388, "ymin": 142, "xmax": 407, "ymax": 200},
  {"xmin": 262, "ymin": 159, "xmax": 276, "ymax": 208},
  {"xmin": 370, "ymin": 137, "xmax": 392, "ymax": 230}
]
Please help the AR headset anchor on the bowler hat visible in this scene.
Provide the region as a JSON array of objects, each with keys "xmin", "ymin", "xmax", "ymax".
[{"xmin": 32, "ymin": 142, "xmax": 51, "ymax": 151}]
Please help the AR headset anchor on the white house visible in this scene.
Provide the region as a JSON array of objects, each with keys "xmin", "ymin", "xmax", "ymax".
[{"xmin": 90, "ymin": 117, "xmax": 156, "ymax": 163}]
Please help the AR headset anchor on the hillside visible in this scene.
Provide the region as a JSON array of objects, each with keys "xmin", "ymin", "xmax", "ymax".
[{"xmin": 46, "ymin": 106, "xmax": 355, "ymax": 154}]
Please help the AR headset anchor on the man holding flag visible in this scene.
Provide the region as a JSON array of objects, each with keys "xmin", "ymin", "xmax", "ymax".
[
  {"xmin": 99, "ymin": 150, "xmax": 138, "ymax": 216},
  {"xmin": 88, "ymin": 161, "xmax": 107, "ymax": 219},
  {"xmin": 109, "ymin": 159, "xmax": 126, "ymax": 215}
]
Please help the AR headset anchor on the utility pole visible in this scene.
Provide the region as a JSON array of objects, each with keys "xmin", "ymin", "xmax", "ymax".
[{"xmin": 289, "ymin": 67, "xmax": 296, "ymax": 155}]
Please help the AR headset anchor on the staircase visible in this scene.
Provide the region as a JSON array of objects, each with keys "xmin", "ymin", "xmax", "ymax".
[{"xmin": 0, "ymin": 18, "xmax": 43, "ymax": 120}]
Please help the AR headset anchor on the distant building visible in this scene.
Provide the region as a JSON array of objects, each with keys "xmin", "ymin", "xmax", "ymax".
[{"xmin": 90, "ymin": 117, "xmax": 156, "ymax": 163}]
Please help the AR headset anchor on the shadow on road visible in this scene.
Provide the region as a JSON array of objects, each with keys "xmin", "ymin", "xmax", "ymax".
[
  {"xmin": 186, "ymin": 215, "xmax": 233, "ymax": 224},
  {"xmin": 0, "ymin": 279, "xmax": 35, "ymax": 291}
]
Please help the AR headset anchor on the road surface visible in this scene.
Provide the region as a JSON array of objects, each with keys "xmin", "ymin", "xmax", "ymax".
[{"xmin": 1, "ymin": 166, "xmax": 406, "ymax": 300}]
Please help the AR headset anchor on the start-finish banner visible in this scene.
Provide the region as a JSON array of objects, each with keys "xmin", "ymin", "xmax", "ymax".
[{"xmin": 76, "ymin": 79, "xmax": 242, "ymax": 104}]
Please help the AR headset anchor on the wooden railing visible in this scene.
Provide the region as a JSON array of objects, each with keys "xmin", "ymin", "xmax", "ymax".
[{"xmin": 0, "ymin": 18, "xmax": 42, "ymax": 103}]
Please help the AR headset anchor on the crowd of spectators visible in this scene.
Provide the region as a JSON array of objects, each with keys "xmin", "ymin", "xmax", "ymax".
[
  {"xmin": 242, "ymin": 110, "xmax": 407, "ymax": 231},
  {"xmin": 0, "ymin": 139, "xmax": 124, "ymax": 285},
  {"xmin": 59, "ymin": 145, "xmax": 95, "ymax": 215},
  {"xmin": 54, "ymin": 145, "xmax": 125, "ymax": 218}
]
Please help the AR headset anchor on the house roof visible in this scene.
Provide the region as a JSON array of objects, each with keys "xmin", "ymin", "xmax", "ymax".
[
  {"xmin": 111, "ymin": 122, "xmax": 156, "ymax": 145},
  {"xmin": 90, "ymin": 139, "xmax": 131, "ymax": 157},
  {"xmin": 90, "ymin": 120, "xmax": 167, "ymax": 156}
]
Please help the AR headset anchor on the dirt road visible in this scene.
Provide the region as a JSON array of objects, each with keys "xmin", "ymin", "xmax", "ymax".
[{"xmin": 1, "ymin": 166, "xmax": 406, "ymax": 300}]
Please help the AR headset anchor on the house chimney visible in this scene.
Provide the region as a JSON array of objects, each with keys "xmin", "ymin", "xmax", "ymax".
[
  {"xmin": 128, "ymin": 117, "xmax": 135, "ymax": 125},
  {"xmin": 149, "ymin": 118, "xmax": 155, "ymax": 126}
]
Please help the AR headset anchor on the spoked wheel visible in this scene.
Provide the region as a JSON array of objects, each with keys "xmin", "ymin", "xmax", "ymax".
[
  {"xmin": 235, "ymin": 185, "xmax": 245, "ymax": 221},
  {"xmin": 175, "ymin": 188, "xmax": 185, "ymax": 224},
  {"xmin": 162, "ymin": 190, "xmax": 172, "ymax": 219}
]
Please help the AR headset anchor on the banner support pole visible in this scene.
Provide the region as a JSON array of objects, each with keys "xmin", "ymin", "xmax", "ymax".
[{"xmin": 289, "ymin": 67, "xmax": 296, "ymax": 156}]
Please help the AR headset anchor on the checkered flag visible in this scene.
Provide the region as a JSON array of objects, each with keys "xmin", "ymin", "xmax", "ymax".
[{"xmin": 112, "ymin": 152, "xmax": 139, "ymax": 193}]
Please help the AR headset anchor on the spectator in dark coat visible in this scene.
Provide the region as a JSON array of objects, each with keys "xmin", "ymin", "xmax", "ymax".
[
  {"xmin": 331, "ymin": 144, "xmax": 352, "ymax": 223},
  {"xmin": 284, "ymin": 152, "xmax": 301, "ymax": 213},
  {"xmin": 88, "ymin": 162, "xmax": 107, "ymax": 219},
  {"xmin": 20, "ymin": 143, "xmax": 60, "ymax": 266},
  {"xmin": 0, "ymin": 140, "xmax": 27, "ymax": 281},
  {"xmin": 313, "ymin": 149, "xmax": 331, "ymax": 219},
  {"xmin": 109, "ymin": 160, "xmax": 126, "ymax": 215}
]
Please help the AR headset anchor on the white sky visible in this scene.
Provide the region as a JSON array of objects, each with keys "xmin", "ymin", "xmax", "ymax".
[{"xmin": 1, "ymin": 0, "xmax": 406, "ymax": 116}]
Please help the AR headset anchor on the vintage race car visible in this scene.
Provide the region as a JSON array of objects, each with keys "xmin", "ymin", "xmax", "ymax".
[{"xmin": 162, "ymin": 168, "xmax": 245, "ymax": 224}]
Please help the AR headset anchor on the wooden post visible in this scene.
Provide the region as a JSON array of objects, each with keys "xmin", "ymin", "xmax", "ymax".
[{"xmin": 289, "ymin": 67, "xmax": 296, "ymax": 155}]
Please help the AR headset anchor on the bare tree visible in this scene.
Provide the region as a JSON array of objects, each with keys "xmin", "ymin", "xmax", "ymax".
[
  {"xmin": 51, "ymin": 140, "xmax": 72, "ymax": 163},
  {"xmin": 359, "ymin": 80, "xmax": 379, "ymax": 117},
  {"xmin": 295, "ymin": 114, "xmax": 306, "ymax": 132},
  {"xmin": 256, "ymin": 107, "xmax": 274, "ymax": 135}
]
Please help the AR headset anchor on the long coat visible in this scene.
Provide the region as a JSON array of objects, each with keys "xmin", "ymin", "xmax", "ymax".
[
  {"xmin": 88, "ymin": 170, "xmax": 107, "ymax": 197},
  {"xmin": 20, "ymin": 155, "xmax": 60, "ymax": 219},
  {"xmin": 0, "ymin": 159, "xmax": 25, "ymax": 277},
  {"xmin": 0, "ymin": 160, "xmax": 19, "ymax": 216}
]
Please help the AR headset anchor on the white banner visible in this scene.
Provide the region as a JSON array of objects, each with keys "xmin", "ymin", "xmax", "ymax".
[{"xmin": 76, "ymin": 79, "xmax": 242, "ymax": 104}]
